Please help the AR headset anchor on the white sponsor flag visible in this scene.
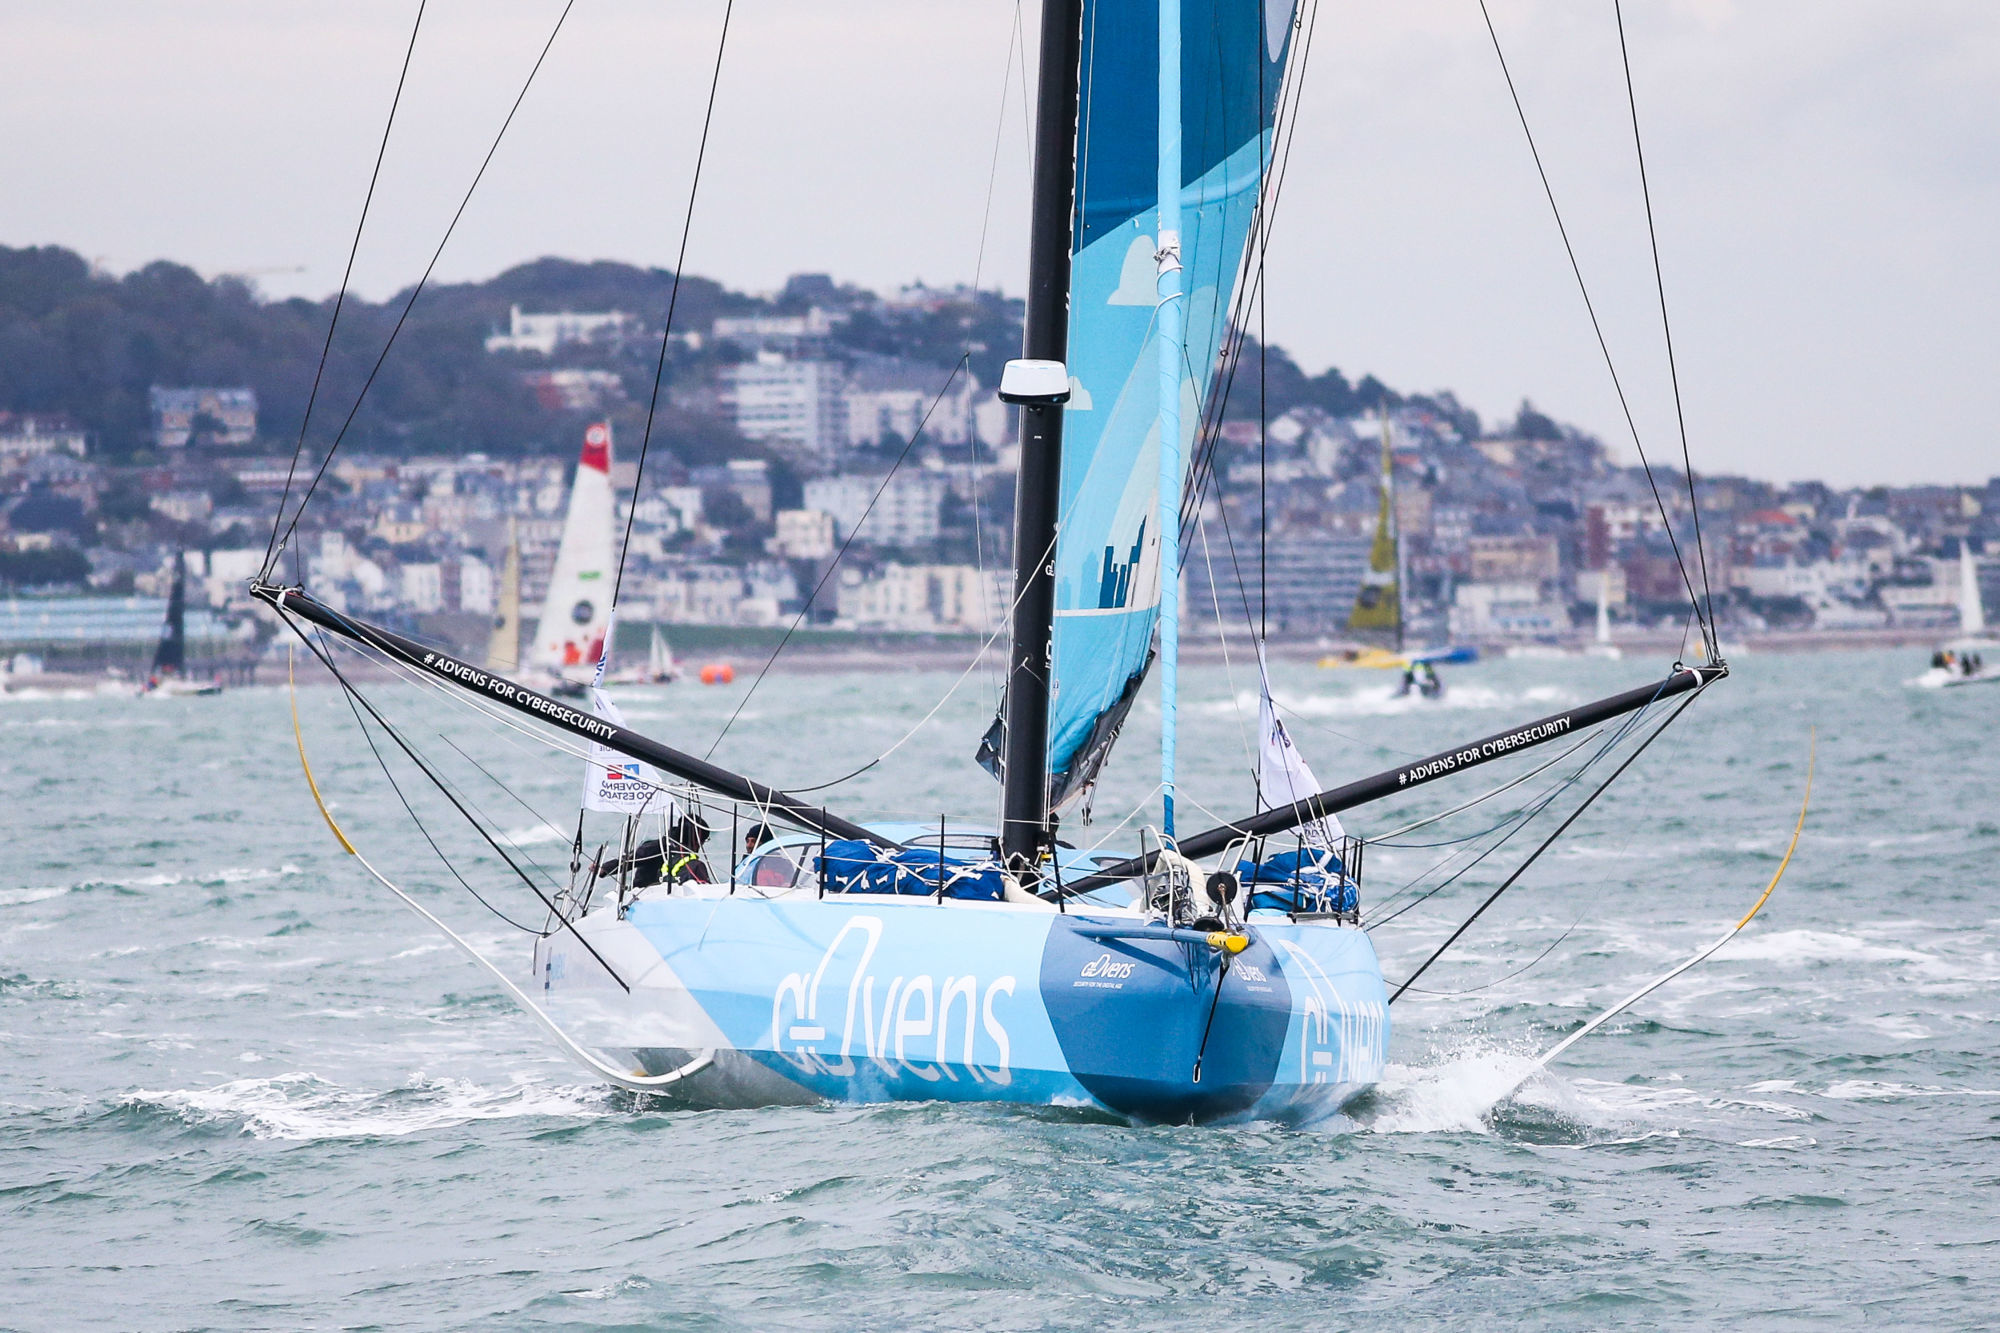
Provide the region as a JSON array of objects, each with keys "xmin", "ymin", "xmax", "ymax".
[
  {"xmin": 581, "ymin": 685, "xmax": 674, "ymax": 818},
  {"xmin": 1255, "ymin": 651, "xmax": 1343, "ymax": 850}
]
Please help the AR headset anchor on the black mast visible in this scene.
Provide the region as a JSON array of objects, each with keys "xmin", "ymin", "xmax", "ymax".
[
  {"xmin": 998, "ymin": 0, "xmax": 1085, "ymax": 878},
  {"xmin": 153, "ymin": 551, "xmax": 188, "ymax": 676}
]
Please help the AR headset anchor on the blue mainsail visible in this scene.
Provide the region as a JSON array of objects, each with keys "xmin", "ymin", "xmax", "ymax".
[{"xmin": 1040, "ymin": 0, "xmax": 1295, "ymax": 809}]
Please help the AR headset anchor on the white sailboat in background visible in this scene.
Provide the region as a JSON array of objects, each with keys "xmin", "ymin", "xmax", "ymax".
[
  {"xmin": 1917, "ymin": 544, "xmax": 1997, "ymax": 688},
  {"xmin": 526, "ymin": 422, "xmax": 617, "ymax": 699},
  {"xmin": 1585, "ymin": 569, "xmax": 1622, "ymax": 659},
  {"xmin": 606, "ymin": 624, "xmax": 680, "ymax": 686}
]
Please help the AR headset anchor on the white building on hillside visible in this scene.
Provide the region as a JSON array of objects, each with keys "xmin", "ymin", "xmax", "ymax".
[
  {"xmin": 843, "ymin": 357, "xmax": 975, "ymax": 447},
  {"xmin": 803, "ymin": 472, "xmax": 945, "ymax": 548},
  {"xmin": 724, "ymin": 353, "xmax": 847, "ymax": 460},
  {"xmin": 710, "ymin": 308, "xmax": 837, "ymax": 352},
  {"xmin": 771, "ymin": 508, "xmax": 836, "ymax": 560},
  {"xmin": 1449, "ymin": 581, "xmax": 1568, "ymax": 639},
  {"xmin": 400, "ymin": 563, "xmax": 443, "ymax": 613},
  {"xmin": 835, "ymin": 563, "xmax": 1007, "ymax": 632},
  {"xmin": 457, "ymin": 555, "xmax": 495, "ymax": 615},
  {"xmin": 0, "ymin": 414, "xmax": 87, "ymax": 459},
  {"xmin": 484, "ymin": 305, "xmax": 639, "ymax": 355}
]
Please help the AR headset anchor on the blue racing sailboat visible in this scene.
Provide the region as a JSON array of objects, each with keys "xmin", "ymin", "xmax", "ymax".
[{"xmin": 257, "ymin": 0, "xmax": 1725, "ymax": 1124}]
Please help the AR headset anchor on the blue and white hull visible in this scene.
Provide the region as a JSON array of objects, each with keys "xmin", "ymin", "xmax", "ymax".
[{"xmin": 534, "ymin": 895, "xmax": 1388, "ymax": 1125}]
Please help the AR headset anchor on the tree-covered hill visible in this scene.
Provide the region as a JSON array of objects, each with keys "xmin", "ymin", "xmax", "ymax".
[{"xmin": 0, "ymin": 242, "xmax": 1480, "ymax": 464}]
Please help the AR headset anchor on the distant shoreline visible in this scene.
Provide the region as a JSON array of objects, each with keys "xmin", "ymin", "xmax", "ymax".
[{"xmin": 0, "ymin": 624, "xmax": 1954, "ymax": 695}]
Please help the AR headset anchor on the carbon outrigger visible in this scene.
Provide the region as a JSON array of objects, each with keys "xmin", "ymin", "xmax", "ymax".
[{"xmin": 259, "ymin": 0, "xmax": 1736, "ymax": 1123}]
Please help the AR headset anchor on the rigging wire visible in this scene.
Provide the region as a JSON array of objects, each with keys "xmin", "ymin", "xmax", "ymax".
[
  {"xmin": 704, "ymin": 355, "xmax": 970, "ymax": 760},
  {"xmin": 1363, "ymin": 733, "xmax": 1619, "ymax": 931},
  {"xmin": 1387, "ymin": 683, "xmax": 1706, "ymax": 1003},
  {"xmin": 326, "ymin": 648, "xmax": 544, "ymax": 934},
  {"xmin": 296, "ymin": 623, "xmax": 567, "ymax": 900},
  {"xmin": 1195, "ymin": 518, "xmax": 1263, "ymax": 793},
  {"xmin": 434, "ymin": 732, "xmax": 573, "ymax": 847},
  {"xmin": 1256, "ymin": 0, "xmax": 1269, "ymax": 643},
  {"xmin": 614, "ymin": 0, "xmax": 736, "ymax": 611},
  {"xmin": 967, "ymin": 0, "xmax": 1027, "ymax": 708},
  {"xmin": 262, "ymin": 0, "xmax": 426, "ymax": 575},
  {"xmin": 1367, "ymin": 726, "xmax": 1600, "ymax": 845},
  {"xmin": 1179, "ymin": 0, "xmax": 1322, "ymax": 547},
  {"xmin": 749, "ymin": 516, "xmax": 1065, "ymax": 796},
  {"xmin": 284, "ymin": 613, "xmax": 635, "ymax": 987},
  {"xmin": 1393, "ymin": 912, "xmax": 1585, "ymax": 997},
  {"xmin": 1364, "ymin": 687, "xmax": 1670, "ymax": 927},
  {"xmin": 1613, "ymin": 0, "xmax": 1715, "ymax": 628},
  {"xmin": 702, "ymin": 0, "xmax": 1028, "ymax": 771},
  {"xmin": 1474, "ymin": 0, "xmax": 1712, "ymax": 654},
  {"xmin": 306, "ymin": 603, "xmax": 730, "ymax": 829},
  {"xmin": 268, "ymin": 0, "xmax": 580, "ymax": 565}
]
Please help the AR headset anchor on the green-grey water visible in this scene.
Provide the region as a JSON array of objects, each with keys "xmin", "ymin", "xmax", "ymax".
[{"xmin": 3, "ymin": 647, "xmax": 1995, "ymax": 1328}]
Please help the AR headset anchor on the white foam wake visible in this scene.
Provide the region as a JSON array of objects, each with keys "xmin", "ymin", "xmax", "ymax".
[
  {"xmin": 1350, "ymin": 1044, "xmax": 1544, "ymax": 1135},
  {"xmin": 127, "ymin": 1070, "xmax": 611, "ymax": 1141},
  {"xmin": 0, "ymin": 864, "xmax": 301, "ymax": 907}
]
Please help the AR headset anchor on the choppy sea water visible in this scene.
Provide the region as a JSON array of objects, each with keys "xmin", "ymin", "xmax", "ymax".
[{"xmin": 4, "ymin": 646, "xmax": 1996, "ymax": 1329}]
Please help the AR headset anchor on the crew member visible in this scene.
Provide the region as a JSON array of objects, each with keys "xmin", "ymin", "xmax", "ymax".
[
  {"xmin": 665, "ymin": 812, "xmax": 714, "ymax": 884},
  {"xmin": 742, "ymin": 823, "xmax": 799, "ymax": 888},
  {"xmin": 595, "ymin": 812, "xmax": 714, "ymax": 890}
]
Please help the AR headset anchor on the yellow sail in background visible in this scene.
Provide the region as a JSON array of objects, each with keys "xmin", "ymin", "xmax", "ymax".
[
  {"xmin": 1347, "ymin": 413, "xmax": 1400, "ymax": 639},
  {"xmin": 486, "ymin": 516, "xmax": 521, "ymax": 672}
]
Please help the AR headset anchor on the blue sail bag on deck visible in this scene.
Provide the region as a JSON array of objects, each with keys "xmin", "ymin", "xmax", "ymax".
[
  {"xmin": 1237, "ymin": 847, "xmax": 1358, "ymax": 915},
  {"xmin": 816, "ymin": 840, "xmax": 1009, "ymax": 902}
]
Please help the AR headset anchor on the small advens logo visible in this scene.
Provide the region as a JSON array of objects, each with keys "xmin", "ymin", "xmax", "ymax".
[{"xmin": 1080, "ymin": 953, "xmax": 1135, "ymax": 980}]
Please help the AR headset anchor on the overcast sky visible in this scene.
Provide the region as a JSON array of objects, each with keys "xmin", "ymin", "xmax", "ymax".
[{"xmin": 4, "ymin": 1, "xmax": 1995, "ymax": 486}]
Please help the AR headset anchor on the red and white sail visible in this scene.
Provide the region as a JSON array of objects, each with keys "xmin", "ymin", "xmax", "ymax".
[{"xmin": 530, "ymin": 422, "xmax": 617, "ymax": 679}]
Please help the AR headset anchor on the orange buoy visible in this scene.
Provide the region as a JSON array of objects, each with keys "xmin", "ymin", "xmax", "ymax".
[{"xmin": 699, "ymin": 662, "xmax": 735, "ymax": 685}]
